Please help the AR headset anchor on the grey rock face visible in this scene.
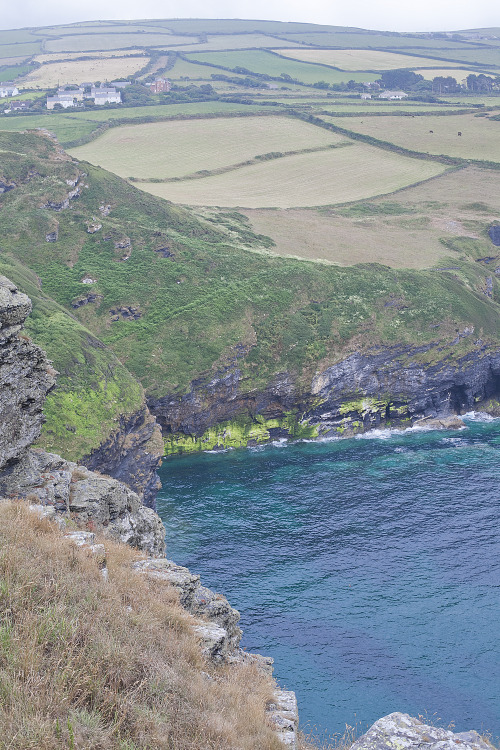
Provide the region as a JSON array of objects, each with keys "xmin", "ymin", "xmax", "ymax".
[
  {"xmin": 81, "ymin": 406, "xmax": 163, "ymax": 509},
  {"xmin": 0, "ymin": 448, "xmax": 165, "ymax": 556},
  {"xmin": 0, "ymin": 276, "xmax": 56, "ymax": 471},
  {"xmin": 149, "ymin": 339, "xmax": 500, "ymax": 442},
  {"xmin": 350, "ymin": 713, "xmax": 495, "ymax": 750},
  {"xmin": 133, "ymin": 557, "xmax": 242, "ymax": 659}
]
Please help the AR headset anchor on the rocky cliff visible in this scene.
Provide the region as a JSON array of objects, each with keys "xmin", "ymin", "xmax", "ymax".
[
  {"xmin": 0, "ymin": 275, "xmax": 164, "ymax": 555},
  {"xmin": 0, "ymin": 276, "xmax": 56, "ymax": 470},
  {"xmin": 150, "ymin": 334, "xmax": 500, "ymax": 452}
]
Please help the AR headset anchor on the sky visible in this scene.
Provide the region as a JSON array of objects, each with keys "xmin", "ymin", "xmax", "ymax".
[{"xmin": 1, "ymin": 0, "xmax": 499, "ymax": 33}]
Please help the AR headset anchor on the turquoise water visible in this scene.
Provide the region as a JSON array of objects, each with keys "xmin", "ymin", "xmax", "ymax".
[{"xmin": 157, "ymin": 416, "xmax": 500, "ymax": 743}]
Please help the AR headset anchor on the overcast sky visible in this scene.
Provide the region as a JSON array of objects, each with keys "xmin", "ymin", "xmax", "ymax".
[{"xmin": 1, "ymin": 0, "xmax": 499, "ymax": 33}]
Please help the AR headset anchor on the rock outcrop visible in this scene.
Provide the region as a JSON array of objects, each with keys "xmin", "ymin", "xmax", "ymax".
[
  {"xmin": 81, "ymin": 406, "xmax": 164, "ymax": 509},
  {"xmin": 149, "ymin": 338, "xmax": 500, "ymax": 449},
  {"xmin": 0, "ymin": 276, "xmax": 56, "ymax": 471},
  {"xmin": 0, "ymin": 276, "xmax": 164, "ymax": 555},
  {"xmin": 350, "ymin": 712, "xmax": 495, "ymax": 750}
]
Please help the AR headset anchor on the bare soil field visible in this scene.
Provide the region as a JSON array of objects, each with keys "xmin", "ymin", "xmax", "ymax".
[
  {"xmin": 240, "ymin": 166, "xmax": 500, "ymax": 267},
  {"xmin": 132, "ymin": 141, "xmax": 447, "ymax": 208},
  {"xmin": 325, "ymin": 112, "xmax": 500, "ymax": 162}
]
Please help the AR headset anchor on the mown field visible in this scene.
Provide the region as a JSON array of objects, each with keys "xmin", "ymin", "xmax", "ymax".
[
  {"xmin": 325, "ymin": 112, "xmax": 500, "ymax": 162},
  {"xmin": 34, "ymin": 49, "xmax": 147, "ymax": 63},
  {"xmin": 185, "ymin": 50, "xmax": 374, "ymax": 84},
  {"xmin": 44, "ymin": 33, "xmax": 198, "ymax": 53},
  {"xmin": 242, "ymin": 166, "xmax": 500, "ymax": 267},
  {"xmin": 136, "ymin": 142, "xmax": 447, "ymax": 208},
  {"xmin": 21, "ymin": 55, "xmax": 149, "ymax": 87},
  {"xmin": 69, "ymin": 115, "xmax": 343, "ymax": 179},
  {"xmin": 274, "ymin": 48, "xmax": 475, "ymax": 71}
]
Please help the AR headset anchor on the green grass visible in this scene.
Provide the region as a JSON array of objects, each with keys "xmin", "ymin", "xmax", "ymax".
[
  {"xmin": 0, "ymin": 62, "xmax": 33, "ymax": 82},
  {"xmin": 68, "ymin": 115, "xmax": 343, "ymax": 179},
  {"xmin": 1, "ymin": 127, "xmax": 499, "ymax": 454},
  {"xmin": 185, "ymin": 50, "xmax": 374, "ymax": 85},
  {"xmin": 0, "ymin": 42, "xmax": 42, "ymax": 58}
]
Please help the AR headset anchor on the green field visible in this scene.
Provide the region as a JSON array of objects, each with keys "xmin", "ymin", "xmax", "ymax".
[
  {"xmin": 69, "ymin": 115, "xmax": 343, "ymax": 179},
  {"xmin": 135, "ymin": 141, "xmax": 447, "ymax": 208},
  {"xmin": 243, "ymin": 166, "xmax": 500, "ymax": 268},
  {"xmin": 326, "ymin": 112, "xmax": 500, "ymax": 162},
  {"xmin": 164, "ymin": 34, "xmax": 305, "ymax": 52},
  {"xmin": 45, "ymin": 33, "xmax": 197, "ymax": 53},
  {"xmin": 168, "ymin": 57, "xmax": 246, "ymax": 80},
  {"xmin": 275, "ymin": 48, "xmax": 473, "ymax": 71},
  {"xmin": 185, "ymin": 50, "xmax": 374, "ymax": 84},
  {"xmin": 0, "ymin": 42, "xmax": 42, "ymax": 58}
]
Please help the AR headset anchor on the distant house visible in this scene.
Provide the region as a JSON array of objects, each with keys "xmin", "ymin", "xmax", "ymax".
[
  {"xmin": 379, "ymin": 90, "xmax": 408, "ymax": 100},
  {"xmin": 361, "ymin": 93, "xmax": 372, "ymax": 99},
  {"xmin": 46, "ymin": 94, "xmax": 76, "ymax": 110},
  {"xmin": 146, "ymin": 78, "xmax": 171, "ymax": 94},
  {"xmin": 92, "ymin": 87, "xmax": 121, "ymax": 105},
  {"xmin": 9, "ymin": 100, "xmax": 32, "ymax": 111},
  {"xmin": 112, "ymin": 81, "xmax": 131, "ymax": 89},
  {"xmin": 58, "ymin": 86, "xmax": 85, "ymax": 101},
  {"xmin": 0, "ymin": 84, "xmax": 19, "ymax": 98}
]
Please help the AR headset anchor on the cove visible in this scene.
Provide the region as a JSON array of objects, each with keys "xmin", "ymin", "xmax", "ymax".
[{"xmin": 156, "ymin": 416, "xmax": 500, "ymax": 743}]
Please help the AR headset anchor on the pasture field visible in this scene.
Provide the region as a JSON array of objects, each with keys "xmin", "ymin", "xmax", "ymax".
[
  {"xmin": 163, "ymin": 34, "xmax": 305, "ymax": 52},
  {"xmin": 273, "ymin": 32, "xmax": 484, "ymax": 50},
  {"xmin": 68, "ymin": 115, "xmax": 343, "ymax": 179},
  {"xmin": 39, "ymin": 24, "xmax": 172, "ymax": 35},
  {"xmin": 185, "ymin": 50, "xmax": 374, "ymax": 84},
  {"xmin": 274, "ymin": 48, "xmax": 472, "ymax": 71},
  {"xmin": 315, "ymin": 101, "xmax": 473, "ymax": 114},
  {"xmin": 20, "ymin": 56, "xmax": 149, "ymax": 88},
  {"xmin": 0, "ymin": 103, "xmax": 272, "ymax": 146},
  {"xmin": 0, "ymin": 42, "xmax": 42, "ymax": 58},
  {"xmin": 0, "ymin": 30, "xmax": 40, "ymax": 44},
  {"xmin": 168, "ymin": 57, "xmax": 244, "ymax": 80},
  {"xmin": 326, "ymin": 112, "xmax": 500, "ymax": 162},
  {"xmin": 0, "ymin": 113, "xmax": 99, "ymax": 143},
  {"xmin": 0, "ymin": 63, "xmax": 32, "ymax": 82},
  {"xmin": 44, "ymin": 33, "xmax": 197, "ymax": 53},
  {"xmin": 34, "ymin": 49, "xmax": 147, "ymax": 63},
  {"xmin": 417, "ymin": 67, "xmax": 498, "ymax": 80},
  {"xmin": 441, "ymin": 95, "xmax": 500, "ymax": 106},
  {"xmin": 395, "ymin": 46, "xmax": 500, "ymax": 67},
  {"xmin": 134, "ymin": 142, "xmax": 447, "ymax": 208},
  {"xmin": 242, "ymin": 167, "xmax": 500, "ymax": 268},
  {"xmin": 0, "ymin": 56, "xmax": 33, "ymax": 66}
]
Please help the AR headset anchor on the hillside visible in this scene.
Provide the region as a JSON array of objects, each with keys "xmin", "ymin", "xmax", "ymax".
[{"xmin": 0, "ymin": 19, "xmax": 499, "ymax": 465}]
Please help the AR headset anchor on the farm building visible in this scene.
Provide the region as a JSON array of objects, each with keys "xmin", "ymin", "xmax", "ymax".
[
  {"xmin": 112, "ymin": 80, "xmax": 131, "ymax": 88},
  {"xmin": 146, "ymin": 77, "xmax": 171, "ymax": 93},
  {"xmin": 92, "ymin": 87, "xmax": 121, "ymax": 105},
  {"xmin": 379, "ymin": 90, "xmax": 408, "ymax": 99}
]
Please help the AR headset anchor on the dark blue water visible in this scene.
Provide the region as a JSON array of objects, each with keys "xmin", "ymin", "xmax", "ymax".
[{"xmin": 156, "ymin": 416, "xmax": 500, "ymax": 743}]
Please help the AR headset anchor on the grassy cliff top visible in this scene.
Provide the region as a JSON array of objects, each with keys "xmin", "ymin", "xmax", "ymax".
[
  {"xmin": 0, "ymin": 501, "xmax": 281, "ymax": 749},
  {"xmin": 1, "ymin": 130, "xmax": 499, "ymax": 453}
]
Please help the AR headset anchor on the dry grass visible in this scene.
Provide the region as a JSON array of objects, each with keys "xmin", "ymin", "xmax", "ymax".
[
  {"xmin": 0, "ymin": 501, "xmax": 282, "ymax": 750},
  {"xmin": 69, "ymin": 116, "xmax": 343, "ymax": 180},
  {"xmin": 20, "ymin": 56, "xmax": 149, "ymax": 88},
  {"xmin": 134, "ymin": 141, "xmax": 446, "ymax": 208},
  {"xmin": 327, "ymin": 113, "xmax": 500, "ymax": 162},
  {"xmin": 34, "ymin": 50, "xmax": 147, "ymax": 64},
  {"xmin": 274, "ymin": 49, "xmax": 470, "ymax": 72},
  {"xmin": 241, "ymin": 165, "xmax": 500, "ymax": 267}
]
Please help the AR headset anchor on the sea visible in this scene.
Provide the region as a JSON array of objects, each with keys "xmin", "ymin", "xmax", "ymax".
[{"xmin": 156, "ymin": 413, "xmax": 500, "ymax": 744}]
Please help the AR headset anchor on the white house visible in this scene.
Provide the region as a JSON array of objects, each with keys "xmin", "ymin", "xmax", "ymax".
[
  {"xmin": 90, "ymin": 86, "xmax": 121, "ymax": 105},
  {"xmin": 0, "ymin": 84, "xmax": 19, "ymax": 98},
  {"xmin": 379, "ymin": 90, "xmax": 408, "ymax": 100},
  {"xmin": 46, "ymin": 95, "xmax": 76, "ymax": 110}
]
